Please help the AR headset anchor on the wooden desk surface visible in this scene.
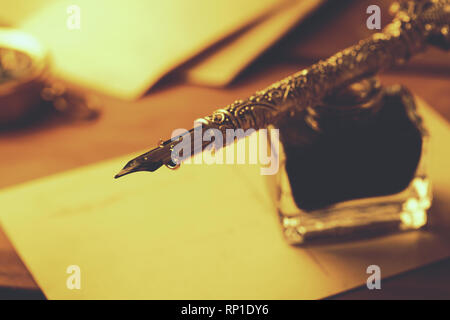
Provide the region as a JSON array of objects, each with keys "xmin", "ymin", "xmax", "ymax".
[{"xmin": 0, "ymin": 0, "xmax": 449, "ymax": 299}]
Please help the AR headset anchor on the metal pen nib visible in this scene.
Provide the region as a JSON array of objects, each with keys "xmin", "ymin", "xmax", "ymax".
[
  {"xmin": 114, "ymin": 132, "xmax": 191, "ymax": 178},
  {"xmin": 114, "ymin": 159, "xmax": 141, "ymax": 179},
  {"xmin": 114, "ymin": 152, "xmax": 164, "ymax": 179}
]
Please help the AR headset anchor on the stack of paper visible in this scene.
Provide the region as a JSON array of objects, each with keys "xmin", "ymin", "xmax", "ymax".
[{"xmin": 0, "ymin": 0, "xmax": 324, "ymax": 99}]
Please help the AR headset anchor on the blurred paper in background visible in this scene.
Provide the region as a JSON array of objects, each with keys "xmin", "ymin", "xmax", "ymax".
[
  {"xmin": 0, "ymin": 0, "xmax": 53, "ymax": 25},
  {"xmin": 0, "ymin": 0, "xmax": 326, "ymax": 99},
  {"xmin": 1, "ymin": 0, "xmax": 283, "ymax": 99},
  {"xmin": 186, "ymin": 0, "xmax": 324, "ymax": 87}
]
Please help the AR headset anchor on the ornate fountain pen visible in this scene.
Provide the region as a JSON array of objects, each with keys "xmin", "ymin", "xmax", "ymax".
[{"xmin": 115, "ymin": 0, "xmax": 449, "ymax": 179}]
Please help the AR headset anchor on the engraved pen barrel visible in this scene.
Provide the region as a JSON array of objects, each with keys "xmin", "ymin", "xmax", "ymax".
[
  {"xmin": 114, "ymin": 0, "xmax": 449, "ymax": 177},
  {"xmin": 197, "ymin": 0, "xmax": 447, "ymax": 135}
]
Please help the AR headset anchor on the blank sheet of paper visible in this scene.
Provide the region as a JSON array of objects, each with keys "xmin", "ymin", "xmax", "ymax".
[{"xmin": 0, "ymin": 100, "xmax": 449, "ymax": 299}]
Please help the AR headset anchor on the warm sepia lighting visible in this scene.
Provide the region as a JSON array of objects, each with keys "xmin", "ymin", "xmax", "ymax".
[{"xmin": 0, "ymin": 0, "xmax": 449, "ymax": 302}]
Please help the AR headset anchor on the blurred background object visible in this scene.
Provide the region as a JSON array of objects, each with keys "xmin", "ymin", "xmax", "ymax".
[
  {"xmin": 0, "ymin": 28, "xmax": 99, "ymax": 129},
  {"xmin": 0, "ymin": 28, "xmax": 49, "ymax": 128}
]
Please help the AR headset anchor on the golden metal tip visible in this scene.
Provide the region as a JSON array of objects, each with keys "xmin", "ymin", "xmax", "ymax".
[
  {"xmin": 114, "ymin": 169, "xmax": 128, "ymax": 179},
  {"xmin": 114, "ymin": 164, "xmax": 136, "ymax": 179}
]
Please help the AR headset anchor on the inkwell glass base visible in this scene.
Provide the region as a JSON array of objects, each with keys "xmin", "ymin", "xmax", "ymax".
[{"xmin": 269, "ymin": 80, "xmax": 431, "ymax": 245}]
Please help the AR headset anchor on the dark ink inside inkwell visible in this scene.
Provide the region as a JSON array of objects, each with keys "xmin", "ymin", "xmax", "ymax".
[{"xmin": 274, "ymin": 78, "xmax": 430, "ymax": 244}]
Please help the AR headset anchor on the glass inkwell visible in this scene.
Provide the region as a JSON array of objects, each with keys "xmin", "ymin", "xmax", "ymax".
[
  {"xmin": 263, "ymin": 0, "xmax": 449, "ymax": 245},
  {"xmin": 270, "ymin": 77, "xmax": 431, "ymax": 244}
]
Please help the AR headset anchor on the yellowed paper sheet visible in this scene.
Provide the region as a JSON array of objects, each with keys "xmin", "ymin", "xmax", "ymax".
[
  {"xmin": 0, "ymin": 101, "xmax": 449, "ymax": 299},
  {"xmin": 11, "ymin": 0, "xmax": 281, "ymax": 100},
  {"xmin": 186, "ymin": 0, "xmax": 324, "ymax": 87},
  {"xmin": 0, "ymin": 0, "xmax": 53, "ymax": 25}
]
